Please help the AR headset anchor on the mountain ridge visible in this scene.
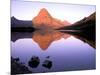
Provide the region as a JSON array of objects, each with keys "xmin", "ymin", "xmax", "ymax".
[
  {"xmin": 11, "ymin": 16, "xmax": 33, "ymax": 27},
  {"xmin": 58, "ymin": 12, "xmax": 96, "ymax": 30}
]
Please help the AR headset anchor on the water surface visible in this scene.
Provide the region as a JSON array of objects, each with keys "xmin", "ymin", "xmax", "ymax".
[{"xmin": 11, "ymin": 30, "xmax": 95, "ymax": 73}]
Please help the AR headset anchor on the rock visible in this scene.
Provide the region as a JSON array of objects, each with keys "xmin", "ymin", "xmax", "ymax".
[
  {"xmin": 13, "ymin": 57, "xmax": 20, "ymax": 62},
  {"xmin": 28, "ymin": 56, "xmax": 40, "ymax": 68},
  {"xmin": 46, "ymin": 56, "xmax": 50, "ymax": 58},
  {"xmin": 42, "ymin": 60, "xmax": 52, "ymax": 69},
  {"xmin": 11, "ymin": 57, "xmax": 32, "ymax": 74}
]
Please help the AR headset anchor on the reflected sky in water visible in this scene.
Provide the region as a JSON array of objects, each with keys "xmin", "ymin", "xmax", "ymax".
[{"xmin": 11, "ymin": 31, "xmax": 95, "ymax": 73}]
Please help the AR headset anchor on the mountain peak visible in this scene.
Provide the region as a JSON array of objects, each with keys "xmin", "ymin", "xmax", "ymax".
[
  {"xmin": 32, "ymin": 8, "xmax": 71, "ymax": 29},
  {"xmin": 32, "ymin": 8, "xmax": 52, "ymax": 28},
  {"xmin": 37, "ymin": 8, "xmax": 51, "ymax": 18},
  {"xmin": 39, "ymin": 8, "xmax": 48, "ymax": 13}
]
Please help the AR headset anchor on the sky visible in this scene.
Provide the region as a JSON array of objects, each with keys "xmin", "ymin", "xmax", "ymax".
[{"xmin": 11, "ymin": 0, "xmax": 96, "ymax": 23}]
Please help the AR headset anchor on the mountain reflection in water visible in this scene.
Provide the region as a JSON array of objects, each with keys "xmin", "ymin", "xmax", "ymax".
[
  {"xmin": 32, "ymin": 30, "xmax": 71, "ymax": 50},
  {"xmin": 11, "ymin": 30, "xmax": 95, "ymax": 49},
  {"xmin": 11, "ymin": 30, "xmax": 95, "ymax": 73}
]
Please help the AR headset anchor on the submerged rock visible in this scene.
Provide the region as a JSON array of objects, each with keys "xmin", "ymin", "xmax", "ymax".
[
  {"xmin": 46, "ymin": 56, "xmax": 50, "ymax": 59},
  {"xmin": 42, "ymin": 60, "xmax": 52, "ymax": 69},
  {"xmin": 28, "ymin": 56, "xmax": 40, "ymax": 68},
  {"xmin": 11, "ymin": 57, "xmax": 32, "ymax": 74}
]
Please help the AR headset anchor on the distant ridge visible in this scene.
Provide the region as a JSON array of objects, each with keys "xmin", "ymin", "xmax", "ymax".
[
  {"xmin": 11, "ymin": 16, "xmax": 35, "ymax": 32},
  {"xmin": 11, "ymin": 16, "xmax": 33, "ymax": 27},
  {"xmin": 59, "ymin": 12, "xmax": 96, "ymax": 30}
]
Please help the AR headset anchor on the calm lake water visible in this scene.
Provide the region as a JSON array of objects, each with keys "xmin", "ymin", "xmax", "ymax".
[{"xmin": 11, "ymin": 30, "xmax": 95, "ymax": 73}]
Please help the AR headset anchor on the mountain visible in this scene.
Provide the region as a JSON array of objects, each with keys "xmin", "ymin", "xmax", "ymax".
[
  {"xmin": 11, "ymin": 16, "xmax": 33, "ymax": 27},
  {"xmin": 32, "ymin": 8, "xmax": 70, "ymax": 29},
  {"xmin": 59, "ymin": 12, "xmax": 96, "ymax": 48},
  {"xmin": 11, "ymin": 16, "xmax": 36, "ymax": 32},
  {"xmin": 59, "ymin": 12, "xmax": 96, "ymax": 30},
  {"xmin": 32, "ymin": 30, "xmax": 70, "ymax": 50},
  {"xmin": 62, "ymin": 20, "xmax": 71, "ymax": 26}
]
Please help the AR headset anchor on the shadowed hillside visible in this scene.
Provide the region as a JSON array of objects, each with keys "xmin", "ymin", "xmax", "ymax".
[
  {"xmin": 59, "ymin": 12, "xmax": 96, "ymax": 48},
  {"xmin": 58, "ymin": 12, "xmax": 96, "ymax": 31},
  {"xmin": 11, "ymin": 16, "xmax": 35, "ymax": 32}
]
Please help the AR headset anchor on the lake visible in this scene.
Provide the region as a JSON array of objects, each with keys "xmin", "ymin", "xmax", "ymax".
[{"xmin": 11, "ymin": 30, "xmax": 95, "ymax": 73}]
